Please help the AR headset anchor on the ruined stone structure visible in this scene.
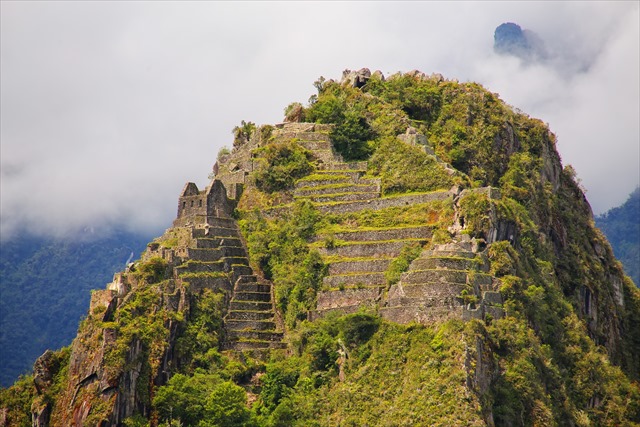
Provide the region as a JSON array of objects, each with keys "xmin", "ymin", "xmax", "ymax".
[{"xmin": 213, "ymin": 122, "xmax": 505, "ymax": 324}]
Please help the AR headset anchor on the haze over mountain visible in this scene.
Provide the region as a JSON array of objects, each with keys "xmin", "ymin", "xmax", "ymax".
[{"xmin": 1, "ymin": 2, "xmax": 638, "ymax": 242}]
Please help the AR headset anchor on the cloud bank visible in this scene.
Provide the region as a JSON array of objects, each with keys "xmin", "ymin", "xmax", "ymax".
[{"xmin": 1, "ymin": 1, "xmax": 638, "ymax": 240}]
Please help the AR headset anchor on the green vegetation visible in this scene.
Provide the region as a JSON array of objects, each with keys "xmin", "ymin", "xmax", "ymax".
[
  {"xmin": 239, "ymin": 200, "xmax": 326, "ymax": 328},
  {"xmin": 385, "ymin": 242, "xmax": 423, "ymax": 285},
  {"xmin": 253, "ymin": 141, "xmax": 315, "ymax": 193},
  {"xmin": 4, "ymin": 70, "xmax": 640, "ymax": 427},
  {"xmin": 596, "ymin": 187, "xmax": 640, "ymax": 286},
  {"xmin": 368, "ymin": 136, "xmax": 457, "ymax": 194},
  {"xmin": 233, "ymin": 120, "xmax": 257, "ymax": 147},
  {"xmin": 0, "ymin": 230, "xmax": 151, "ymax": 387}
]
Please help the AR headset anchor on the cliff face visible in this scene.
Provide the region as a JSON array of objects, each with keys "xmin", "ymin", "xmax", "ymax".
[{"xmin": 2, "ymin": 69, "xmax": 639, "ymax": 427}]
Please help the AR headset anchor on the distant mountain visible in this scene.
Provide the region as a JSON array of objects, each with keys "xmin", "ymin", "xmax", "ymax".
[
  {"xmin": 494, "ymin": 22, "xmax": 547, "ymax": 62},
  {"xmin": 2, "ymin": 69, "xmax": 639, "ymax": 427},
  {"xmin": 0, "ymin": 230, "xmax": 153, "ymax": 387},
  {"xmin": 596, "ymin": 187, "xmax": 640, "ymax": 286}
]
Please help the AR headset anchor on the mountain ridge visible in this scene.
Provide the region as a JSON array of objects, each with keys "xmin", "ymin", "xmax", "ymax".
[{"xmin": 1, "ymin": 68, "xmax": 638, "ymax": 427}]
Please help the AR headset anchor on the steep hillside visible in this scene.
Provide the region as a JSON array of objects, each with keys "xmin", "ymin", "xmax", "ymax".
[
  {"xmin": 596, "ymin": 187, "xmax": 640, "ymax": 286},
  {"xmin": 1, "ymin": 69, "xmax": 639, "ymax": 427},
  {"xmin": 0, "ymin": 231, "xmax": 152, "ymax": 388}
]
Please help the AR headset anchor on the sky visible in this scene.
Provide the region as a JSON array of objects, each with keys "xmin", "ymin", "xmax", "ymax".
[{"xmin": 1, "ymin": 1, "xmax": 638, "ymax": 241}]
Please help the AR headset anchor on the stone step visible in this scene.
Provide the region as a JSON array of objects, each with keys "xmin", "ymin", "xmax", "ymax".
[
  {"xmin": 295, "ymin": 192, "xmax": 379, "ymax": 203},
  {"xmin": 387, "ymin": 282, "xmax": 470, "ymax": 302},
  {"xmin": 419, "ymin": 250, "xmax": 476, "ymax": 259},
  {"xmin": 229, "ymin": 340, "xmax": 287, "ymax": 350},
  {"xmin": 313, "ymin": 170, "xmax": 364, "ymax": 180},
  {"xmin": 181, "ymin": 275, "xmax": 231, "ymax": 292},
  {"xmin": 410, "ymin": 257, "xmax": 486, "ymax": 272},
  {"xmin": 298, "ymin": 140, "xmax": 333, "ymax": 151},
  {"xmin": 295, "ymin": 176, "xmax": 354, "ymax": 189},
  {"xmin": 275, "ymin": 130, "xmax": 330, "ymax": 141},
  {"xmin": 204, "ymin": 217, "xmax": 238, "ymax": 229},
  {"xmin": 194, "ymin": 237, "xmax": 243, "ymax": 249},
  {"xmin": 327, "ymin": 258, "xmax": 392, "ymax": 275},
  {"xmin": 175, "ymin": 261, "xmax": 226, "ymax": 274},
  {"xmin": 235, "ymin": 282, "xmax": 271, "ymax": 293},
  {"xmin": 232, "ymin": 291, "xmax": 272, "ymax": 302},
  {"xmin": 316, "ymin": 286, "xmax": 384, "ymax": 311},
  {"xmin": 225, "ymin": 319, "xmax": 277, "ymax": 331},
  {"xmin": 295, "ymin": 183, "xmax": 380, "ymax": 197},
  {"xmin": 222, "ymin": 256, "xmax": 250, "ymax": 266},
  {"xmin": 379, "ymin": 305, "xmax": 464, "ymax": 324},
  {"xmin": 229, "ymin": 300, "xmax": 273, "ymax": 311},
  {"xmin": 226, "ymin": 310, "xmax": 274, "ymax": 321},
  {"xmin": 322, "ymin": 226, "xmax": 433, "ymax": 243},
  {"xmin": 318, "ymin": 161, "xmax": 368, "ymax": 171},
  {"xmin": 318, "ymin": 240, "xmax": 425, "ymax": 258},
  {"xmin": 322, "ymin": 272, "xmax": 386, "ymax": 288},
  {"xmin": 309, "ymin": 149, "xmax": 340, "ymax": 164},
  {"xmin": 401, "ymin": 269, "xmax": 493, "ymax": 286},
  {"xmin": 192, "ymin": 226, "xmax": 240, "ymax": 238},
  {"xmin": 185, "ymin": 248, "xmax": 223, "ymax": 262},
  {"xmin": 316, "ymin": 191, "xmax": 452, "ymax": 215},
  {"xmin": 220, "ymin": 246, "xmax": 247, "ymax": 258},
  {"xmin": 230, "ymin": 266, "xmax": 254, "ymax": 284},
  {"xmin": 226, "ymin": 330, "xmax": 283, "ymax": 342}
]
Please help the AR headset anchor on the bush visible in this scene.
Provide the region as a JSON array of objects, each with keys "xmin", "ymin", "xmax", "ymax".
[{"xmin": 253, "ymin": 141, "xmax": 314, "ymax": 193}]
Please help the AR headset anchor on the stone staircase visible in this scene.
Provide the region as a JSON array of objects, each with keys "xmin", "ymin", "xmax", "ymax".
[
  {"xmin": 380, "ymin": 236, "xmax": 503, "ymax": 323},
  {"xmin": 311, "ymin": 225, "xmax": 433, "ymax": 319},
  {"xmin": 157, "ymin": 215, "xmax": 286, "ymax": 352},
  {"xmin": 224, "ymin": 275, "xmax": 286, "ymax": 351}
]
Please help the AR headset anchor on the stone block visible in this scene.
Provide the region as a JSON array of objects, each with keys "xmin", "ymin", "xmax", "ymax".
[
  {"xmin": 322, "ymin": 272, "xmax": 386, "ymax": 288},
  {"xmin": 318, "ymin": 240, "xmax": 409, "ymax": 258},
  {"xmin": 328, "ymin": 258, "xmax": 392, "ymax": 275},
  {"xmin": 316, "ymin": 287, "xmax": 383, "ymax": 311}
]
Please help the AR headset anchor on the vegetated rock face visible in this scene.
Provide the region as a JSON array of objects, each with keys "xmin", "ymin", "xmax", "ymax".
[{"xmin": 3, "ymin": 69, "xmax": 639, "ymax": 427}]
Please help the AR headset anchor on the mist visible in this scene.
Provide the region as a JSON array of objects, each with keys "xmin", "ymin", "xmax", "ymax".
[{"xmin": 2, "ymin": 1, "xmax": 637, "ymax": 240}]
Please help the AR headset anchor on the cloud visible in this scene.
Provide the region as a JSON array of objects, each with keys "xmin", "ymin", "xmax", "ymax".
[{"xmin": 1, "ymin": 2, "xmax": 638, "ymax": 240}]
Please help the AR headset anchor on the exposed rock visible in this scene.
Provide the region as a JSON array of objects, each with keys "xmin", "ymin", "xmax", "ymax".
[
  {"xmin": 33, "ymin": 350, "xmax": 55, "ymax": 394},
  {"xmin": 341, "ymin": 68, "xmax": 371, "ymax": 88}
]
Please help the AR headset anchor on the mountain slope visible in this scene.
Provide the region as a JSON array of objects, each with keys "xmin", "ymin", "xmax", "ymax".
[
  {"xmin": 0, "ymin": 231, "xmax": 152, "ymax": 387},
  {"xmin": 596, "ymin": 187, "xmax": 640, "ymax": 286},
  {"xmin": 1, "ymin": 69, "xmax": 638, "ymax": 427}
]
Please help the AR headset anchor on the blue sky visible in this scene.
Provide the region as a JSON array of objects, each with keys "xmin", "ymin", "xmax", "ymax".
[{"xmin": 1, "ymin": 1, "xmax": 638, "ymax": 239}]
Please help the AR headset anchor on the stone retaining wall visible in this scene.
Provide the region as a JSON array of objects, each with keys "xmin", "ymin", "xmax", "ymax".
[
  {"xmin": 317, "ymin": 191, "xmax": 452, "ymax": 215},
  {"xmin": 318, "ymin": 240, "xmax": 410, "ymax": 258},
  {"xmin": 316, "ymin": 287, "xmax": 383, "ymax": 311},
  {"xmin": 327, "ymin": 258, "xmax": 392, "ymax": 275},
  {"xmin": 322, "ymin": 272, "xmax": 386, "ymax": 288},
  {"xmin": 325, "ymin": 226, "xmax": 433, "ymax": 242}
]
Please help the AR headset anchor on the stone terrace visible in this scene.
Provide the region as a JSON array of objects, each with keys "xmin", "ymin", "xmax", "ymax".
[{"xmin": 380, "ymin": 236, "xmax": 504, "ymax": 323}]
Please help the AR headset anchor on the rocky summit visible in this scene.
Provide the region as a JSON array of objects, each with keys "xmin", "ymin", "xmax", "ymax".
[{"xmin": 1, "ymin": 68, "xmax": 639, "ymax": 427}]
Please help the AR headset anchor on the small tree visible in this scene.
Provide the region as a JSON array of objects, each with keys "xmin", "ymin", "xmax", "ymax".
[{"xmin": 232, "ymin": 120, "xmax": 256, "ymax": 147}]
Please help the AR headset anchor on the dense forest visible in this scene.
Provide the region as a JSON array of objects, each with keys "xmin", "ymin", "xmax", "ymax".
[
  {"xmin": 0, "ymin": 230, "xmax": 152, "ymax": 387},
  {"xmin": 596, "ymin": 187, "xmax": 640, "ymax": 287}
]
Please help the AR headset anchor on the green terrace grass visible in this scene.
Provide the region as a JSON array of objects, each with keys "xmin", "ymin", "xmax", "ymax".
[
  {"xmin": 321, "ymin": 255, "xmax": 396, "ymax": 263},
  {"xmin": 322, "ymin": 284, "xmax": 386, "ymax": 291},
  {"xmin": 323, "ymin": 199, "xmax": 454, "ymax": 229},
  {"xmin": 296, "ymin": 183, "xmax": 377, "ymax": 192},
  {"xmin": 317, "ymin": 223, "xmax": 436, "ymax": 235},
  {"xmin": 294, "ymin": 191, "xmax": 377, "ymax": 200},
  {"xmin": 296, "ymin": 173, "xmax": 351, "ymax": 182},
  {"xmin": 179, "ymin": 271, "xmax": 228, "ymax": 279},
  {"xmin": 310, "ymin": 237, "xmax": 428, "ymax": 249},
  {"xmin": 324, "ymin": 272, "xmax": 385, "ymax": 278}
]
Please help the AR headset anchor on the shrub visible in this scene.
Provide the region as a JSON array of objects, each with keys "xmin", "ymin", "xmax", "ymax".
[{"xmin": 253, "ymin": 141, "xmax": 314, "ymax": 193}]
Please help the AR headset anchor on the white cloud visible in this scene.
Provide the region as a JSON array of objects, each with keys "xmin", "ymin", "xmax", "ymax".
[{"xmin": 1, "ymin": 1, "xmax": 638, "ymax": 240}]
